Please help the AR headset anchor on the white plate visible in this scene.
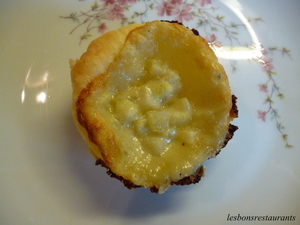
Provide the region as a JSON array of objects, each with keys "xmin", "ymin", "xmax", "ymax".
[{"xmin": 1, "ymin": 0, "xmax": 300, "ymax": 224}]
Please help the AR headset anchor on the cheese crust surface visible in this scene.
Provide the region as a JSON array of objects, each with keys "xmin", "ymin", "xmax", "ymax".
[{"xmin": 71, "ymin": 21, "xmax": 237, "ymax": 193}]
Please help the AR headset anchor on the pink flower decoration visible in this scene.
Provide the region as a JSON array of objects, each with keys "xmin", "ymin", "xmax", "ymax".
[
  {"xmin": 107, "ymin": 5, "xmax": 125, "ymax": 20},
  {"xmin": 258, "ymin": 84, "xmax": 268, "ymax": 93},
  {"xmin": 172, "ymin": 4, "xmax": 193, "ymax": 23},
  {"xmin": 117, "ymin": 0, "xmax": 137, "ymax": 6},
  {"xmin": 258, "ymin": 110, "xmax": 266, "ymax": 122},
  {"xmin": 156, "ymin": 1, "xmax": 175, "ymax": 17},
  {"xmin": 260, "ymin": 47, "xmax": 268, "ymax": 56},
  {"xmin": 205, "ymin": 34, "xmax": 222, "ymax": 48},
  {"xmin": 206, "ymin": 34, "xmax": 217, "ymax": 42},
  {"xmin": 260, "ymin": 58, "xmax": 274, "ymax": 72},
  {"xmin": 101, "ymin": 0, "xmax": 116, "ymax": 6},
  {"xmin": 258, "ymin": 44, "xmax": 269, "ymax": 56},
  {"xmin": 196, "ymin": 0, "xmax": 212, "ymax": 7},
  {"xmin": 170, "ymin": 0, "xmax": 183, "ymax": 4},
  {"xmin": 98, "ymin": 23, "xmax": 108, "ymax": 33}
]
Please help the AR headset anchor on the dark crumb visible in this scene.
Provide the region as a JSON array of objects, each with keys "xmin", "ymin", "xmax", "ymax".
[
  {"xmin": 214, "ymin": 95, "xmax": 238, "ymax": 156},
  {"xmin": 150, "ymin": 186, "xmax": 159, "ymax": 193},
  {"xmin": 218, "ymin": 123, "xmax": 238, "ymax": 153},
  {"xmin": 160, "ymin": 20, "xmax": 200, "ymax": 36},
  {"xmin": 95, "ymin": 159, "xmax": 142, "ymax": 190},
  {"xmin": 161, "ymin": 20, "xmax": 183, "ymax": 26},
  {"xmin": 230, "ymin": 95, "xmax": 239, "ymax": 118},
  {"xmin": 191, "ymin": 28, "xmax": 199, "ymax": 36},
  {"xmin": 171, "ymin": 166, "xmax": 204, "ymax": 186}
]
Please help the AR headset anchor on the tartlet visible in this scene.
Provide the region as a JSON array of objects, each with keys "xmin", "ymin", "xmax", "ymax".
[{"xmin": 70, "ymin": 20, "xmax": 238, "ymax": 194}]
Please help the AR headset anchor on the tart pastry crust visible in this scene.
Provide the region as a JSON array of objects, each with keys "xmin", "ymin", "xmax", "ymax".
[{"xmin": 71, "ymin": 21, "xmax": 238, "ymax": 193}]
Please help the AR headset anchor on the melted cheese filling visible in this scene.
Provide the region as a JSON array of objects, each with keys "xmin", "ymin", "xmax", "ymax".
[{"xmin": 84, "ymin": 22, "xmax": 232, "ymax": 193}]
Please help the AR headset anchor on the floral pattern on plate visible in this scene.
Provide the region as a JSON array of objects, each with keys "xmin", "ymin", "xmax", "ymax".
[{"xmin": 61, "ymin": 0, "xmax": 293, "ymax": 148}]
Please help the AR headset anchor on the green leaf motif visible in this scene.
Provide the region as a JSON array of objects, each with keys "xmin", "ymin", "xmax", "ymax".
[
  {"xmin": 91, "ymin": 1, "xmax": 99, "ymax": 10},
  {"xmin": 269, "ymin": 46, "xmax": 278, "ymax": 51},
  {"xmin": 277, "ymin": 93, "xmax": 284, "ymax": 100},
  {"xmin": 216, "ymin": 15, "xmax": 224, "ymax": 21},
  {"xmin": 80, "ymin": 34, "xmax": 92, "ymax": 40}
]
